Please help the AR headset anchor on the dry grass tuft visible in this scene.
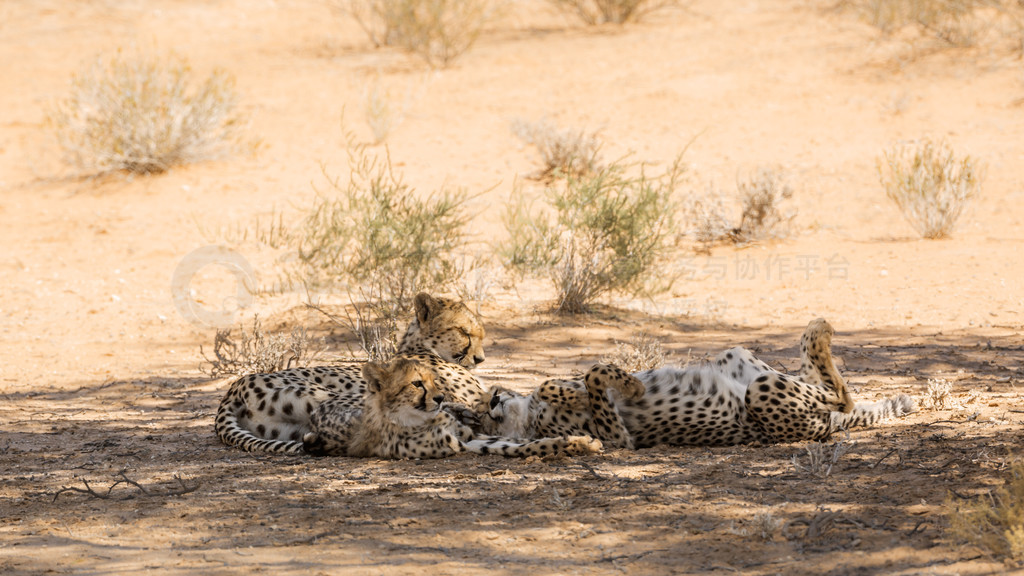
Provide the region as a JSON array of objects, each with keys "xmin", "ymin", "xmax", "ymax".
[
  {"xmin": 49, "ymin": 52, "xmax": 245, "ymax": 175},
  {"xmin": 363, "ymin": 78, "xmax": 401, "ymax": 144},
  {"xmin": 834, "ymin": 0, "xmax": 1024, "ymax": 63},
  {"xmin": 791, "ymin": 433, "xmax": 854, "ymax": 479},
  {"xmin": 601, "ymin": 333, "xmax": 666, "ymax": 372},
  {"xmin": 920, "ymin": 377, "xmax": 981, "ymax": 411},
  {"xmin": 878, "ymin": 138, "xmax": 982, "ymax": 239},
  {"xmin": 681, "ymin": 169, "xmax": 796, "ymax": 252},
  {"xmin": 307, "ymin": 295, "xmax": 400, "ymax": 363},
  {"xmin": 200, "ymin": 316, "xmax": 326, "ymax": 378},
  {"xmin": 843, "ymin": 0, "xmax": 981, "ymax": 45},
  {"xmin": 947, "ymin": 461, "xmax": 1024, "ymax": 561},
  {"xmin": 922, "ymin": 377, "xmax": 955, "ymax": 410},
  {"xmin": 335, "ymin": 0, "xmax": 495, "ymax": 67},
  {"xmin": 548, "ymin": 0, "xmax": 677, "ymax": 25},
  {"xmin": 730, "ymin": 168, "xmax": 797, "ymax": 244},
  {"xmin": 512, "ymin": 118, "xmax": 603, "ymax": 181},
  {"xmin": 751, "ymin": 510, "xmax": 782, "ymax": 541}
]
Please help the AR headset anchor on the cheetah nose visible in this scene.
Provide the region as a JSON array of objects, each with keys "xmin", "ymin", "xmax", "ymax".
[
  {"xmin": 489, "ymin": 395, "xmax": 501, "ymax": 410},
  {"xmin": 473, "ymin": 355, "xmax": 485, "ymax": 365},
  {"xmin": 433, "ymin": 394, "xmax": 445, "ymax": 405}
]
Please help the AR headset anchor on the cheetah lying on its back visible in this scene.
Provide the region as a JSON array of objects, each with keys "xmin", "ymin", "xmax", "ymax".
[
  {"xmin": 483, "ymin": 319, "xmax": 915, "ymax": 448},
  {"xmin": 303, "ymin": 357, "xmax": 603, "ymax": 459},
  {"xmin": 622, "ymin": 318, "xmax": 915, "ymax": 447},
  {"xmin": 215, "ymin": 293, "xmax": 489, "ymax": 454}
]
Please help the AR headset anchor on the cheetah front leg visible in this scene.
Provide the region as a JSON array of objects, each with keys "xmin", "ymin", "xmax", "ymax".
[{"xmin": 461, "ymin": 435, "xmax": 603, "ymax": 458}]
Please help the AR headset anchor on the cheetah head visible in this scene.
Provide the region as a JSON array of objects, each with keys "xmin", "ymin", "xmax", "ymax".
[
  {"xmin": 405, "ymin": 293, "xmax": 486, "ymax": 369},
  {"xmin": 477, "ymin": 387, "xmax": 531, "ymax": 438},
  {"xmin": 363, "ymin": 357, "xmax": 444, "ymax": 427}
]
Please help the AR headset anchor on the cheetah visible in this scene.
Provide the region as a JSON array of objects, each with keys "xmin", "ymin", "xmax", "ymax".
[
  {"xmin": 479, "ymin": 363, "xmax": 645, "ymax": 449},
  {"xmin": 215, "ymin": 293, "xmax": 489, "ymax": 454},
  {"xmin": 482, "ymin": 318, "xmax": 915, "ymax": 448},
  {"xmin": 303, "ymin": 357, "xmax": 604, "ymax": 459},
  {"xmin": 621, "ymin": 318, "xmax": 916, "ymax": 447}
]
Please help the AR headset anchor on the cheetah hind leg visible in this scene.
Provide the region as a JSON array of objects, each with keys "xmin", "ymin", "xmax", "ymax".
[
  {"xmin": 797, "ymin": 318, "xmax": 854, "ymax": 414},
  {"xmin": 303, "ymin": 400, "xmax": 364, "ymax": 456},
  {"xmin": 534, "ymin": 379, "xmax": 591, "ymax": 413},
  {"xmin": 581, "ymin": 363, "xmax": 642, "ymax": 450}
]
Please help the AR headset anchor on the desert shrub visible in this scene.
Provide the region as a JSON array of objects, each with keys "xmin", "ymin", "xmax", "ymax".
[
  {"xmin": 751, "ymin": 511, "xmax": 782, "ymax": 542},
  {"xmin": 501, "ymin": 157, "xmax": 682, "ymax": 313},
  {"xmin": 836, "ymin": 0, "xmax": 1024, "ymax": 56},
  {"xmin": 729, "ymin": 168, "xmax": 796, "ymax": 244},
  {"xmin": 49, "ymin": 52, "xmax": 244, "ymax": 175},
  {"xmin": 335, "ymin": 0, "xmax": 494, "ymax": 67},
  {"xmin": 680, "ymin": 169, "xmax": 796, "ymax": 252},
  {"xmin": 601, "ymin": 332, "xmax": 666, "ymax": 372},
  {"xmin": 307, "ymin": 295, "xmax": 400, "ymax": 363},
  {"xmin": 512, "ymin": 118, "xmax": 603, "ymax": 181},
  {"xmin": 680, "ymin": 187, "xmax": 732, "ymax": 254},
  {"xmin": 295, "ymin": 139, "xmax": 469, "ymax": 313},
  {"xmin": 364, "ymin": 79, "xmax": 399, "ymax": 144},
  {"xmin": 360, "ymin": 73, "xmax": 431, "ymax": 144},
  {"xmin": 878, "ymin": 138, "xmax": 981, "ymax": 239},
  {"xmin": 453, "ymin": 253, "xmax": 498, "ymax": 306},
  {"xmin": 836, "ymin": 0, "xmax": 992, "ymax": 47},
  {"xmin": 200, "ymin": 316, "xmax": 325, "ymax": 378},
  {"xmin": 548, "ymin": 0, "xmax": 676, "ymax": 25},
  {"xmin": 947, "ymin": 461, "xmax": 1024, "ymax": 561}
]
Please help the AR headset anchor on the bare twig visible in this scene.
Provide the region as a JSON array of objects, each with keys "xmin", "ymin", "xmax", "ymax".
[
  {"xmin": 53, "ymin": 471, "xmax": 200, "ymax": 502},
  {"xmin": 577, "ymin": 461, "xmax": 608, "ymax": 480},
  {"xmin": 923, "ymin": 419, "xmax": 967, "ymax": 427},
  {"xmin": 869, "ymin": 448, "xmax": 899, "ymax": 469},
  {"xmin": 52, "ymin": 478, "xmax": 114, "ymax": 502}
]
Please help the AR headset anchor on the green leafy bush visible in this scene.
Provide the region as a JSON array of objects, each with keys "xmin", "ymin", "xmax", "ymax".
[
  {"xmin": 501, "ymin": 158, "xmax": 682, "ymax": 313},
  {"xmin": 296, "ymin": 140, "xmax": 470, "ymax": 313}
]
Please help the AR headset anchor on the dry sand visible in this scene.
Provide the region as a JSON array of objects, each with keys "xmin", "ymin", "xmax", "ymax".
[{"xmin": 1, "ymin": 1, "xmax": 1023, "ymax": 574}]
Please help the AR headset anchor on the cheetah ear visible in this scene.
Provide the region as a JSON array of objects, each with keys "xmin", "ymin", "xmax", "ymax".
[
  {"xmin": 362, "ymin": 362, "xmax": 386, "ymax": 393},
  {"xmin": 414, "ymin": 293, "xmax": 438, "ymax": 325}
]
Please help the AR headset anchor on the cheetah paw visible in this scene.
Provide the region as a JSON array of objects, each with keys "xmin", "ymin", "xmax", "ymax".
[
  {"xmin": 618, "ymin": 373, "xmax": 646, "ymax": 401},
  {"xmin": 565, "ymin": 435, "xmax": 604, "ymax": 455}
]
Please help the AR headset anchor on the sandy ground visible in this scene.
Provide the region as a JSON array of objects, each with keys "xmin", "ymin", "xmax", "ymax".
[{"xmin": 1, "ymin": 0, "xmax": 1023, "ymax": 574}]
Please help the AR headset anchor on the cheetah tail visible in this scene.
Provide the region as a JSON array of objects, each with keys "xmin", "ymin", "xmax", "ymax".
[
  {"xmin": 215, "ymin": 398, "xmax": 305, "ymax": 455},
  {"xmin": 829, "ymin": 394, "xmax": 916, "ymax": 432}
]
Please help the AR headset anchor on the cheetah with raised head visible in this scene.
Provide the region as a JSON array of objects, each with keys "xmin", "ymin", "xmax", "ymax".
[
  {"xmin": 215, "ymin": 293, "xmax": 489, "ymax": 454},
  {"xmin": 303, "ymin": 357, "xmax": 603, "ymax": 459},
  {"xmin": 479, "ymin": 363, "xmax": 645, "ymax": 449}
]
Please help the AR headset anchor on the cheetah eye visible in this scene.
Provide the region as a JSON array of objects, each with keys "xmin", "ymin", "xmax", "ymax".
[{"xmin": 411, "ymin": 380, "xmax": 425, "ymax": 389}]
